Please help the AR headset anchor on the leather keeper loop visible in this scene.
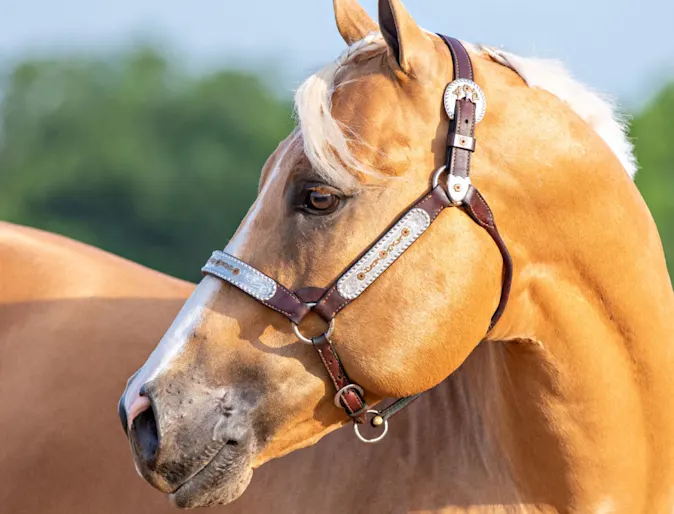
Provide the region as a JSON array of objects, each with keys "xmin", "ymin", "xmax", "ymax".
[{"xmin": 448, "ymin": 133, "xmax": 476, "ymax": 152}]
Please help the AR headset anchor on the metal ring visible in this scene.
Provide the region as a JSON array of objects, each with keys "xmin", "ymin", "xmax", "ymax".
[
  {"xmin": 431, "ymin": 165, "xmax": 448, "ymax": 189},
  {"xmin": 291, "ymin": 303, "xmax": 335, "ymax": 344},
  {"xmin": 333, "ymin": 384, "xmax": 365, "ymax": 408},
  {"xmin": 353, "ymin": 410, "xmax": 389, "ymax": 444}
]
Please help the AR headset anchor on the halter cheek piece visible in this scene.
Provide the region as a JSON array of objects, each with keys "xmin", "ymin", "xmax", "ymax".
[{"xmin": 201, "ymin": 36, "xmax": 513, "ymax": 443}]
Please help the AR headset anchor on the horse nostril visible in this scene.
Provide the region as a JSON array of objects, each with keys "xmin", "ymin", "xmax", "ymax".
[{"xmin": 132, "ymin": 403, "xmax": 159, "ymax": 463}]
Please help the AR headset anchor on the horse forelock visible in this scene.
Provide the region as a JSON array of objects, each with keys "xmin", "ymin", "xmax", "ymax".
[
  {"xmin": 294, "ymin": 33, "xmax": 637, "ymax": 183},
  {"xmin": 294, "ymin": 32, "xmax": 386, "ymax": 186}
]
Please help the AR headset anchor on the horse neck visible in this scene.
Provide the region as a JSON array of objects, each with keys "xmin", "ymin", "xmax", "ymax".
[
  {"xmin": 474, "ymin": 152, "xmax": 674, "ymax": 509},
  {"xmin": 392, "ymin": 342, "xmax": 540, "ymax": 506}
]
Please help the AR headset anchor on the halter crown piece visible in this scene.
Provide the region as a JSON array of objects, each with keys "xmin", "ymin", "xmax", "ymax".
[{"xmin": 201, "ymin": 36, "xmax": 513, "ymax": 443}]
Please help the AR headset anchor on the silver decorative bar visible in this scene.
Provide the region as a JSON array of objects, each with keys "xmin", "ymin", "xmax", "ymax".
[
  {"xmin": 337, "ymin": 208, "xmax": 431, "ymax": 301},
  {"xmin": 202, "ymin": 251, "xmax": 277, "ymax": 301}
]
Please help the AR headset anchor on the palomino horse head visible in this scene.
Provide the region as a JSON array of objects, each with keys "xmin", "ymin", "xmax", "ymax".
[{"xmin": 120, "ymin": 0, "xmax": 667, "ymax": 509}]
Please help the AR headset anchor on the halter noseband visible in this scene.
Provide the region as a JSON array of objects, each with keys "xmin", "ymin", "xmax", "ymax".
[{"xmin": 201, "ymin": 36, "xmax": 513, "ymax": 443}]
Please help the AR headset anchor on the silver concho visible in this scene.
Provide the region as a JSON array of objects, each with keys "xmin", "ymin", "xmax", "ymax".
[
  {"xmin": 202, "ymin": 251, "xmax": 276, "ymax": 301},
  {"xmin": 443, "ymin": 78, "xmax": 487, "ymax": 123},
  {"xmin": 448, "ymin": 174, "xmax": 471, "ymax": 205},
  {"xmin": 337, "ymin": 208, "xmax": 431, "ymax": 301}
]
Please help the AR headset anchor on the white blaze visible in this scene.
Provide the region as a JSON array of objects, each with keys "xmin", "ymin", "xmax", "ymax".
[
  {"xmin": 123, "ymin": 276, "xmax": 223, "ymax": 422},
  {"xmin": 124, "ymin": 133, "xmax": 298, "ymax": 426}
]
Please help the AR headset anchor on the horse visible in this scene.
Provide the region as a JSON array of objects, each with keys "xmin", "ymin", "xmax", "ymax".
[
  {"xmin": 1, "ymin": 221, "xmax": 432, "ymax": 514},
  {"xmin": 0, "ymin": 221, "xmax": 192, "ymax": 513},
  {"xmin": 120, "ymin": 0, "xmax": 674, "ymax": 512}
]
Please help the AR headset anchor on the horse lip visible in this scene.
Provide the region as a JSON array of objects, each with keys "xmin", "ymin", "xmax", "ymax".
[
  {"xmin": 168, "ymin": 439, "xmax": 249, "ymax": 508},
  {"xmin": 169, "ymin": 439, "xmax": 236, "ymax": 494}
]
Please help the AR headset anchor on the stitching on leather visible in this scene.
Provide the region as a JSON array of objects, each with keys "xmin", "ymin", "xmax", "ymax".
[
  {"xmin": 316, "ymin": 343, "xmax": 363, "ymax": 415},
  {"xmin": 465, "ymin": 102, "xmax": 476, "ymax": 175},
  {"xmin": 453, "ymin": 37, "xmax": 474, "ymax": 81},
  {"xmin": 344, "ymin": 390, "xmax": 365, "ymax": 413},
  {"xmin": 336, "ymin": 208, "xmax": 431, "ymax": 301},
  {"xmin": 449, "ymin": 101, "xmax": 462, "ymax": 174},
  {"xmin": 462, "ymin": 42, "xmax": 475, "ymax": 81},
  {"xmin": 442, "ymin": 35, "xmax": 459, "ymax": 80},
  {"xmin": 261, "ymin": 300, "xmax": 296, "ymax": 321},
  {"xmin": 323, "ymin": 199, "xmax": 434, "ymax": 318},
  {"xmin": 428, "ymin": 203, "xmax": 447, "ymax": 222},
  {"xmin": 321, "ymin": 190, "xmax": 450, "ymax": 319},
  {"xmin": 446, "ymin": 36, "xmax": 473, "ymax": 82},
  {"xmin": 276, "ymin": 283, "xmax": 305, "ymax": 307},
  {"xmin": 203, "ymin": 268, "xmax": 295, "ymax": 319},
  {"xmin": 465, "ymin": 204, "xmax": 490, "ymax": 230},
  {"xmin": 419, "ymin": 190, "xmax": 448, "ymax": 223},
  {"xmin": 477, "ymin": 190, "xmax": 495, "ymax": 226},
  {"xmin": 330, "ymin": 298, "xmax": 350, "ymax": 318},
  {"xmin": 316, "ymin": 346, "xmax": 342, "ymax": 394},
  {"xmin": 317, "ymin": 286, "xmax": 336, "ymax": 308}
]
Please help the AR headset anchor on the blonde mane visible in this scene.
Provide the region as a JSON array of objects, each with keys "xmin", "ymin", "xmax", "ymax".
[
  {"xmin": 294, "ymin": 33, "xmax": 637, "ymax": 182},
  {"xmin": 294, "ymin": 32, "xmax": 387, "ymax": 184}
]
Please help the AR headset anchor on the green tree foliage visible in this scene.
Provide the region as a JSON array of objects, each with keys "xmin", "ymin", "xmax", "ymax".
[
  {"xmin": 0, "ymin": 48, "xmax": 672, "ymax": 281},
  {"xmin": 0, "ymin": 48, "xmax": 293, "ymax": 281},
  {"xmin": 632, "ymin": 83, "xmax": 674, "ymax": 276}
]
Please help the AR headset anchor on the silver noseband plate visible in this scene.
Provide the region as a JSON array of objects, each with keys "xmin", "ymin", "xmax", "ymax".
[{"xmin": 202, "ymin": 251, "xmax": 277, "ymax": 301}]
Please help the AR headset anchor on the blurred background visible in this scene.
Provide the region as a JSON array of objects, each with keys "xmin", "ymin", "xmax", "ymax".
[{"xmin": 1, "ymin": 0, "xmax": 672, "ymax": 282}]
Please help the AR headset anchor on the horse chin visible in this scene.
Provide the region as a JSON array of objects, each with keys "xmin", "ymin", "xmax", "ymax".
[{"xmin": 168, "ymin": 447, "xmax": 254, "ymax": 509}]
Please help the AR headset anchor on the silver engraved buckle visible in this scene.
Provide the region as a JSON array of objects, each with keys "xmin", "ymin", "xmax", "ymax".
[{"xmin": 443, "ymin": 79, "xmax": 487, "ymax": 123}]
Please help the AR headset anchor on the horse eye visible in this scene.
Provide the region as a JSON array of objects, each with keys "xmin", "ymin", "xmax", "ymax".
[{"xmin": 303, "ymin": 190, "xmax": 340, "ymax": 213}]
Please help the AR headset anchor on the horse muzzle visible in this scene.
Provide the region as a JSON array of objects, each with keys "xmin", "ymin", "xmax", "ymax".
[{"xmin": 118, "ymin": 379, "xmax": 257, "ymax": 507}]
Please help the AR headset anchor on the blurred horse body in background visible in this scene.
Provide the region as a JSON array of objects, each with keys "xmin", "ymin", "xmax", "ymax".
[{"xmin": 0, "ymin": 222, "xmax": 192, "ymax": 513}]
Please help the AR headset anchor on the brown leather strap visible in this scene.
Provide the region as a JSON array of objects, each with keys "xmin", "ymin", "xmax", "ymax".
[
  {"xmin": 463, "ymin": 187, "xmax": 513, "ymax": 329},
  {"xmin": 294, "ymin": 287, "xmax": 327, "ymax": 304},
  {"xmin": 438, "ymin": 35, "xmax": 474, "ymax": 81},
  {"xmin": 439, "ymin": 36, "xmax": 477, "ymax": 181},
  {"xmin": 376, "ymin": 393, "xmax": 424, "ymax": 425},
  {"xmin": 446, "ymin": 98, "xmax": 476, "ymax": 178},
  {"xmin": 312, "ymin": 334, "xmax": 367, "ymax": 423},
  {"xmin": 439, "ymin": 36, "xmax": 512, "ymax": 328},
  {"xmin": 313, "ymin": 186, "xmax": 451, "ymax": 322},
  {"xmin": 263, "ymin": 288, "xmax": 311, "ymax": 325},
  {"xmin": 202, "ymin": 251, "xmax": 311, "ymax": 325}
]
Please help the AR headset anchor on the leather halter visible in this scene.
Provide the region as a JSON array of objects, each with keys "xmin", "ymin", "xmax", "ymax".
[{"xmin": 201, "ymin": 36, "xmax": 513, "ymax": 442}]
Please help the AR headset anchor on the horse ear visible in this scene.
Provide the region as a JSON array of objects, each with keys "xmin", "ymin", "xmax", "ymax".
[
  {"xmin": 334, "ymin": 0, "xmax": 378, "ymax": 45},
  {"xmin": 378, "ymin": 0, "xmax": 433, "ymax": 74}
]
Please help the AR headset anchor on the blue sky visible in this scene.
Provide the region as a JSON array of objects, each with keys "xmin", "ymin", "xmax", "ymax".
[{"xmin": 2, "ymin": 0, "xmax": 673, "ymax": 107}]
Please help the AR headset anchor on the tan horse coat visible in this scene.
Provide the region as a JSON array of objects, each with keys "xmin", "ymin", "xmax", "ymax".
[
  {"xmin": 120, "ymin": 0, "xmax": 674, "ymax": 512},
  {"xmin": 0, "ymin": 222, "xmax": 551, "ymax": 514},
  {"xmin": 6, "ymin": 1, "xmax": 674, "ymax": 512}
]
